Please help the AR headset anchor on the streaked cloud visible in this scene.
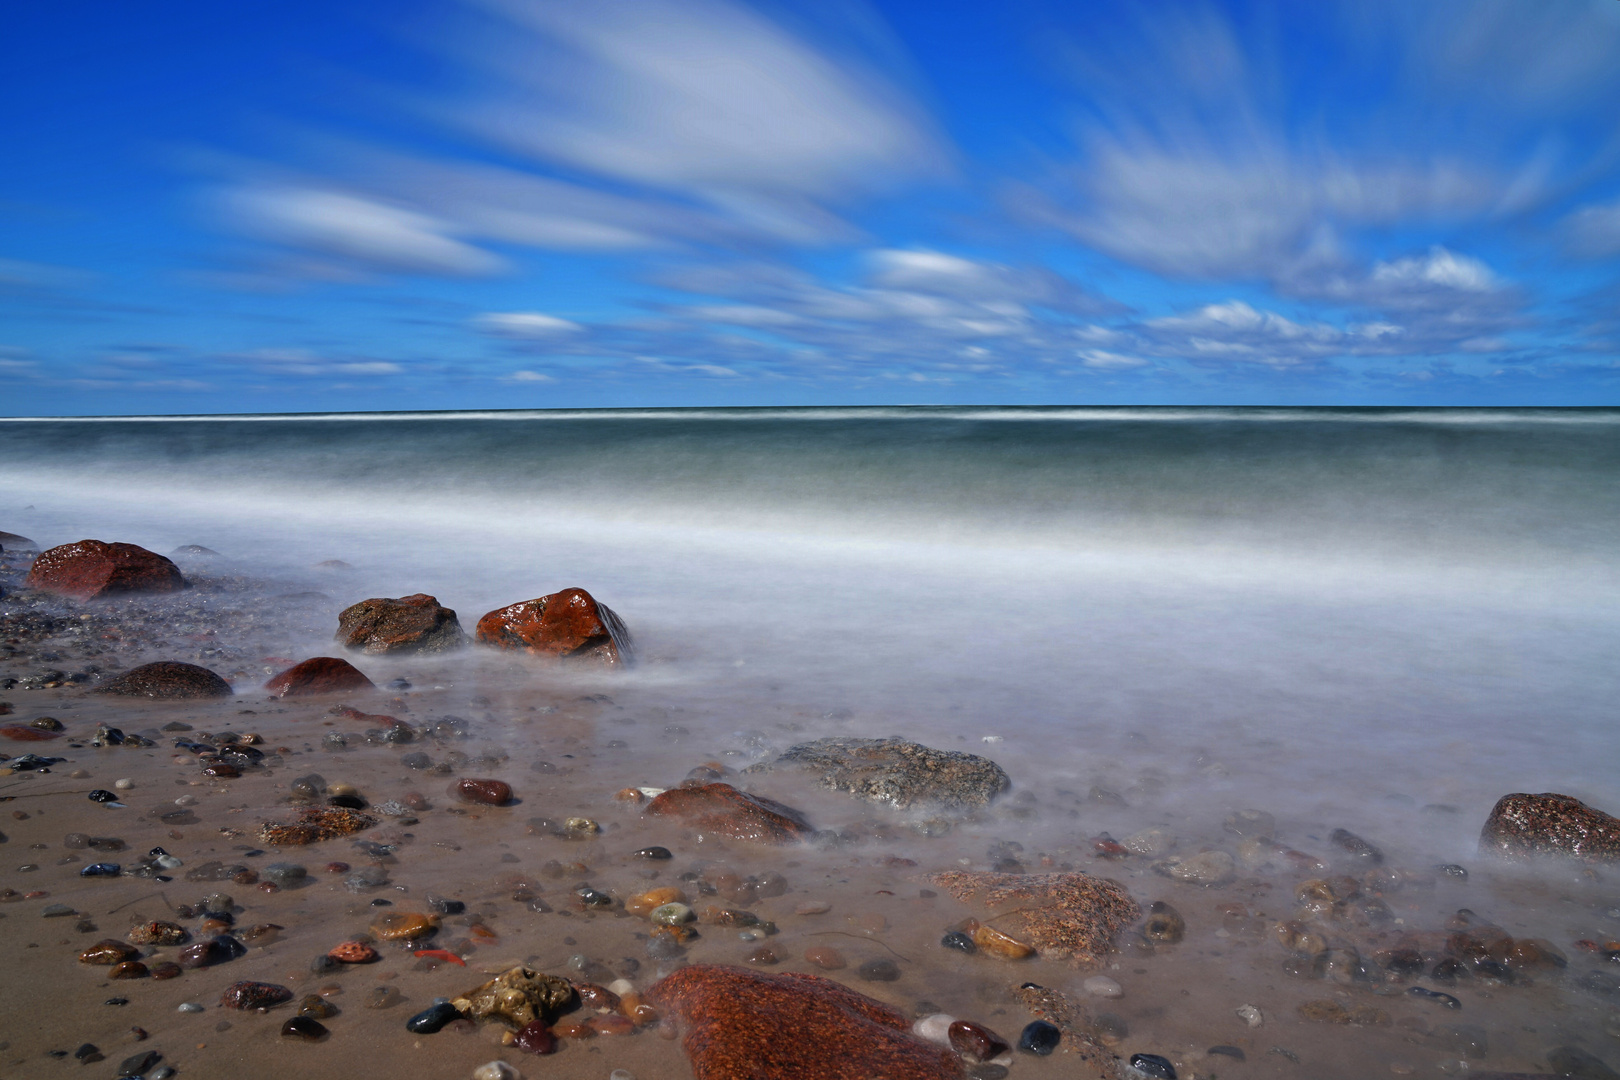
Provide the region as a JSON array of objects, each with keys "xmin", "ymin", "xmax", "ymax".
[{"xmin": 473, "ymin": 312, "xmax": 586, "ymax": 339}]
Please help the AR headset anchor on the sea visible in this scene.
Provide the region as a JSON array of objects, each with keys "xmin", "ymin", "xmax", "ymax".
[{"xmin": 1, "ymin": 405, "xmax": 1617, "ymax": 1077}]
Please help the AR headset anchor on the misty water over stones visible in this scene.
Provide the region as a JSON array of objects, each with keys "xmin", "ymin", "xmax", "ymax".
[{"xmin": 747, "ymin": 736, "xmax": 1012, "ymax": 811}]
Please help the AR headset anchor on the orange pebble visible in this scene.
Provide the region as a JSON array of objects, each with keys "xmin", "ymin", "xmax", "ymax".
[
  {"xmin": 587, "ymin": 1014, "xmax": 635, "ymax": 1036},
  {"xmin": 552, "ymin": 1017, "xmax": 594, "ymax": 1039},
  {"xmin": 327, "ymin": 941, "xmax": 379, "ymax": 963}
]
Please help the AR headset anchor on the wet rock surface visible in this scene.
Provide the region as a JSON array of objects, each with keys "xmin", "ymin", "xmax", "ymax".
[
  {"xmin": 645, "ymin": 782, "xmax": 812, "ymax": 844},
  {"xmin": 929, "ymin": 871, "xmax": 1141, "ymax": 967},
  {"xmin": 336, "ymin": 593, "xmax": 466, "ymax": 655},
  {"xmin": 93, "ymin": 660, "xmax": 234, "ymax": 699},
  {"xmin": 750, "ymin": 736, "xmax": 1010, "ymax": 810},
  {"xmin": 264, "ymin": 656, "xmax": 375, "ymax": 697},
  {"xmin": 450, "ymin": 965, "xmax": 575, "ymax": 1029},
  {"xmin": 475, "ymin": 587, "xmax": 634, "ymax": 666},
  {"xmin": 25, "ymin": 540, "xmax": 188, "ymax": 601},
  {"xmin": 649, "ymin": 964, "xmax": 962, "ymax": 1080},
  {"xmin": 1480, "ymin": 792, "xmax": 1620, "ymax": 863}
]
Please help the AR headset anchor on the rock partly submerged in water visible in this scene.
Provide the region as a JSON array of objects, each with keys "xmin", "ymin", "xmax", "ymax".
[
  {"xmin": 450, "ymin": 966, "xmax": 576, "ymax": 1030},
  {"xmin": 94, "ymin": 661, "xmax": 234, "ymax": 700},
  {"xmin": 649, "ymin": 964, "xmax": 962, "ymax": 1080},
  {"xmin": 748, "ymin": 737, "xmax": 1010, "ymax": 811},
  {"xmin": 264, "ymin": 656, "xmax": 375, "ymax": 697},
  {"xmin": 24, "ymin": 540, "xmax": 188, "ymax": 601},
  {"xmin": 475, "ymin": 587, "xmax": 634, "ymax": 667},
  {"xmin": 258, "ymin": 806, "xmax": 377, "ymax": 846},
  {"xmin": 928, "ymin": 871, "xmax": 1141, "ymax": 968},
  {"xmin": 0, "ymin": 530, "xmax": 39, "ymax": 551},
  {"xmin": 1480, "ymin": 792, "xmax": 1620, "ymax": 864},
  {"xmin": 645, "ymin": 782, "xmax": 812, "ymax": 845},
  {"xmin": 336, "ymin": 593, "xmax": 466, "ymax": 655}
]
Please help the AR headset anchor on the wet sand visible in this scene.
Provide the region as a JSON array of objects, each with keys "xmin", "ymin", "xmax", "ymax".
[{"xmin": 2, "ymin": 552, "xmax": 1619, "ymax": 1080}]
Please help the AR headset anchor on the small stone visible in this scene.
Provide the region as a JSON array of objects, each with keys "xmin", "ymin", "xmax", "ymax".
[
  {"xmin": 1329, "ymin": 828, "xmax": 1384, "ymax": 864},
  {"xmin": 328, "ymin": 940, "xmax": 379, "ymax": 963},
  {"xmin": 1083, "ymin": 975, "xmax": 1123, "ymax": 998},
  {"xmin": 117, "ymin": 1050, "xmax": 161, "ymax": 1075},
  {"xmin": 625, "ymin": 887, "xmax": 687, "ymax": 916},
  {"xmin": 1208, "ymin": 1045, "xmax": 1245, "ymax": 1061},
  {"xmin": 1235, "ymin": 1004, "xmax": 1262, "ymax": 1027},
  {"xmin": 298, "ymin": 995, "xmax": 338, "ymax": 1018},
  {"xmin": 407, "ymin": 1002, "xmax": 463, "ymax": 1034},
  {"xmin": 178, "ymin": 1002, "xmax": 205, "ymax": 1013},
  {"xmin": 366, "ymin": 985, "xmax": 403, "ymax": 1010},
  {"xmin": 451, "ymin": 966, "xmax": 576, "ymax": 1029},
  {"xmin": 109, "ymin": 961, "xmax": 149, "ymax": 979},
  {"xmin": 971, "ymin": 923, "xmax": 1035, "ymax": 959},
  {"xmin": 803, "ymin": 945, "xmax": 845, "ymax": 969},
  {"xmin": 455, "ymin": 778, "xmax": 514, "ymax": 806},
  {"xmin": 1151, "ymin": 850, "xmax": 1235, "ymax": 885},
  {"xmin": 940, "ymin": 930, "xmax": 976, "ymax": 953},
  {"xmin": 130, "ymin": 921, "xmax": 188, "ymax": 946},
  {"xmin": 472, "ymin": 1062, "xmax": 519, "ymax": 1080},
  {"xmin": 80, "ymin": 862, "xmax": 121, "ymax": 876},
  {"xmin": 650, "ymin": 902, "xmax": 694, "ymax": 926},
  {"xmin": 1127, "ymin": 1053, "xmax": 1178, "ymax": 1079},
  {"xmin": 1017, "ymin": 1019, "xmax": 1060, "ymax": 1055},
  {"xmin": 795, "ymin": 900, "xmax": 831, "ymax": 915},
  {"xmin": 857, "ymin": 958, "xmax": 900, "ymax": 982},
  {"xmin": 1222, "ymin": 809, "xmax": 1274, "ymax": 838},
  {"xmin": 949, "ymin": 1019, "xmax": 1010, "ymax": 1062},
  {"xmin": 515, "ymin": 1020, "xmax": 558, "ymax": 1054},
  {"xmin": 372, "ymin": 911, "xmax": 438, "ymax": 940},
  {"xmin": 744, "ymin": 946, "xmax": 778, "ymax": 964},
  {"xmin": 281, "ymin": 1016, "xmax": 328, "ymax": 1040},
  {"xmin": 79, "ymin": 939, "xmax": 140, "ymax": 965},
  {"xmin": 150, "ymin": 962, "xmax": 183, "ymax": 980},
  {"xmin": 634, "ymin": 846, "xmax": 672, "ymax": 860},
  {"xmin": 1142, "ymin": 900, "xmax": 1185, "ymax": 943},
  {"xmin": 220, "ymin": 981, "xmax": 293, "ymax": 1010},
  {"xmin": 114, "ymin": 778, "xmax": 134, "ymax": 791}
]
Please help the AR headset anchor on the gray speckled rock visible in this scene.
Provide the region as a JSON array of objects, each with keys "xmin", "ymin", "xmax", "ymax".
[{"xmin": 749, "ymin": 737, "xmax": 1010, "ymax": 810}]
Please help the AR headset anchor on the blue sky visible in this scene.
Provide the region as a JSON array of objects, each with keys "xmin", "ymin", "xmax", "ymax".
[{"xmin": 4, "ymin": 0, "xmax": 1620, "ymax": 413}]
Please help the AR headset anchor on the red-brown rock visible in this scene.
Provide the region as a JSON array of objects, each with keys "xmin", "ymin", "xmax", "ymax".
[
  {"xmin": 264, "ymin": 657, "xmax": 374, "ymax": 697},
  {"xmin": 475, "ymin": 588, "xmax": 633, "ymax": 666},
  {"xmin": 948, "ymin": 1020, "xmax": 1009, "ymax": 1062},
  {"xmin": 645, "ymin": 783, "xmax": 811, "ymax": 845},
  {"xmin": 94, "ymin": 661, "xmax": 234, "ymax": 700},
  {"xmin": 336, "ymin": 593, "xmax": 466, "ymax": 655},
  {"xmin": 515, "ymin": 1019, "xmax": 559, "ymax": 1054},
  {"xmin": 649, "ymin": 965, "xmax": 961, "ymax": 1080},
  {"xmin": 454, "ymin": 778, "xmax": 514, "ymax": 806},
  {"xmin": 0, "ymin": 724, "xmax": 61, "ymax": 741},
  {"xmin": 1480, "ymin": 793, "xmax": 1620, "ymax": 864},
  {"xmin": 24, "ymin": 540, "xmax": 187, "ymax": 601}
]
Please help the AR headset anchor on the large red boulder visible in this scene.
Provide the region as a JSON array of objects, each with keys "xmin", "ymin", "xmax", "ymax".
[
  {"xmin": 645, "ymin": 782, "xmax": 811, "ymax": 845},
  {"xmin": 1480, "ymin": 792, "xmax": 1620, "ymax": 864},
  {"xmin": 336, "ymin": 593, "xmax": 465, "ymax": 655},
  {"xmin": 24, "ymin": 540, "xmax": 188, "ymax": 601},
  {"xmin": 649, "ymin": 965, "xmax": 962, "ymax": 1080},
  {"xmin": 95, "ymin": 661, "xmax": 234, "ymax": 700},
  {"xmin": 265, "ymin": 657, "xmax": 375, "ymax": 697},
  {"xmin": 475, "ymin": 587, "xmax": 633, "ymax": 666}
]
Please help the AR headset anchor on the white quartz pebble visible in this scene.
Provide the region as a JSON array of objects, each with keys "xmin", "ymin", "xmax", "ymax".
[
  {"xmin": 1083, "ymin": 975, "xmax": 1123, "ymax": 998},
  {"xmin": 472, "ymin": 1062, "xmax": 520, "ymax": 1080},
  {"xmin": 912, "ymin": 1013, "xmax": 956, "ymax": 1046}
]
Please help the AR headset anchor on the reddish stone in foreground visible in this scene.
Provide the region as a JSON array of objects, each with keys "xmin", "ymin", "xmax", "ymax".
[
  {"xmin": 645, "ymin": 783, "xmax": 811, "ymax": 845},
  {"xmin": 336, "ymin": 593, "xmax": 466, "ymax": 655},
  {"xmin": 1480, "ymin": 793, "xmax": 1620, "ymax": 864},
  {"xmin": 650, "ymin": 965, "xmax": 961, "ymax": 1080},
  {"xmin": 220, "ymin": 981, "xmax": 293, "ymax": 1010},
  {"xmin": 95, "ymin": 661, "xmax": 234, "ymax": 700},
  {"xmin": 264, "ymin": 657, "xmax": 374, "ymax": 697},
  {"xmin": 0, "ymin": 724, "xmax": 61, "ymax": 741},
  {"xmin": 25, "ymin": 540, "xmax": 187, "ymax": 601},
  {"xmin": 454, "ymin": 778, "xmax": 514, "ymax": 806},
  {"xmin": 515, "ymin": 1019, "xmax": 559, "ymax": 1054},
  {"xmin": 475, "ymin": 587, "xmax": 633, "ymax": 667}
]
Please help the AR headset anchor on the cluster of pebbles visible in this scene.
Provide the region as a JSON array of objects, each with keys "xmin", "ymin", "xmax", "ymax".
[{"xmin": 2, "ymin": 536, "xmax": 1620, "ymax": 1080}]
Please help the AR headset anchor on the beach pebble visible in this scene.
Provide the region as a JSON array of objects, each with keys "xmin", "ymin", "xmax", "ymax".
[
  {"xmin": 971, "ymin": 924, "xmax": 1035, "ymax": 960},
  {"xmin": 1121, "ymin": 828, "xmax": 1176, "ymax": 856},
  {"xmin": 262, "ymin": 862, "xmax": 307, "ymax": 886},
  {"xmin": 150, "ymin": 962, "xmax": 183, "ymax": 980},
  {"xmin": 1236, "ymin": 1004, "xmax": 1263, "ymax": 1027},
  {"xmin": 118, "ymin": 1050, "xmax": 161, "ymax": 1075},
  {"xmin": 949, "ymin": 1020, "xmax": 1010, "ymax": 1062},
  {"xmin": 1152, "ymin": 851, "xmax": 1235, "ymax": 886},
  {"xmin": 281, "ymin": 1016, "xmax": 328, "ymax": 1040},
  {"xmin": 298, "ymin": 995, "xmax": 338, "ymax": 1019},
  {"xmin": 795, "ymin": 900, "xmax": 831, "ymax": 915},
  {"xmin": 1018, "ymin": 1020, "xmax": 1061, "ymax": 1056},
  {"xmin": 328, "ymin": 940, "xmax": 379, "ymax": 963},
  {"xmin": 1127, "ymin": 1053, "xmax": 1178, "ymax": 1079},
  {"xmin": 1143, "ymin": 900, "xmax": 1186, "ymax": 943},
  {"xmin": 803, "ymin": 945, "xmax": 845, "ymax": 969},
  {"xmin": 114, "ymin": 778, "xmax": 134, "ymax": 791},
  {"xmin": 472, "ymin": 1061, "xmax": 519, "ymax": 1080},
  {"xmin": 79, "ymin": 939, "xmax": 140, "ymax": 965},
  {"xmin": 913, "ymin": 1013, "xmax": 956, "ymax": 1045},
  {"xmin": 633, "ymin": 846, "xmax": 672, "ymax": 860},
  {"xmin": 625, "ymin": 887, "xmax": 686, "ymax": 916},
  {"xmin": 1083, "ymin": 975, "xmax": 1123, "ymax": 998},
  {"xmin": 650, "ymin": 902, "xmax": 694, "ymax": 926},
  {"xmin": 514, "ymin": 1019, "xmax": 558, "ymax": 1054},
  {"xmin": 857, "ymin": 958, "xmax": 900, "ymax": 982},
  {"xmin": 366, "ymin": 986, "xmax": 403, "ymax": 1009},
  {"xmin": 407, "ymin": 1002, "xmax": 463, "ymax": 1034},
  {"xmin": 220, "ymin": 981, "xmax": 292, "ymax": 1010},
  {"xmin": 455, "ymin": 778, "xmax": 514, "ymax": 806},
  {"xmin": 178, "ymin": 1003, "xmax": 205, "ymax": 1013}
]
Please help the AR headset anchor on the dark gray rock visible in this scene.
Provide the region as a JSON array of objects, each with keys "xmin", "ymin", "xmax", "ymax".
[{"xmin": 748, "ymin": 736, "xmax": 1010, "ymax": 810}]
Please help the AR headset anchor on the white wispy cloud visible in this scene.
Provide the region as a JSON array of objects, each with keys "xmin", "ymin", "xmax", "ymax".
[{"xmin": 473, "ymin": 312, "xmax": 586, "ymax": 339}]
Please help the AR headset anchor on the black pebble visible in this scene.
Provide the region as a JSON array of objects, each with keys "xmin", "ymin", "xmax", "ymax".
[
  {"xmin": 427, "ymin": 897, "xmax": 465, "ymax": 915},
  {"xmin": 1438, "ymin": 863, "xmax": 1468, "ymax": 879},
  {"xmin": 1128, "ymin": 1053, "xmax": 1177, "ymax": 1079},
  {"xmin": 1208, "ymin": 1045, "xmax": 1245, "ymax": 1060},
  {"xmin": 370, "ymin": 898, "xmax": 393, "ymax": 906},
  {"xmin": 327, "ymin": 794, "xmax": 367, "ymax": 810},
  {"xmin": 118, "ymin": 1049, "xmax": 162, "ymax": 1075},
  {"xmin": 1408, "ymin": 986, "xmax": 1462, "ymax": 1009},
  {"xmin": 634, "ymin": 846, "xmax": 672, "ymax": 860},
  {"xmin": 1017, "ymin": 1020, "xmax": 1061, "ymax": 1056},
  {"xmin": 80, "ymin": 863, "xmax": 121, "ymax": 877},
  {"xmin": 73, "ymin": 1043, "xmax": 101, "ymax": 1061},
  {"xmin": 405, "ymin": 1002, "xmax": 462, "ymax": 1034},
  {"xmin": 856, "ymin": 958, "xmax": 900, "ymax": 982},
  {"xmin": 281, "ymin": 1016, "xmax": 328, "ymax": 1041},
  {"xmin": 941, "ymin": 930, "xmax": 976, "ymax": 953},
  {"xmin": 310, "ymin": 954, "xmax": 340, "ymax": 974},
  {"xmin": 88, "ymin": 790, "xmax": 118, "ymax": 803},
  {"xmin": 387, "ymin": 678, "xmax": 410, "ymax": 690},
  {"xmin": 105, "ymin": 997, "xmax": 129, "ymax": 1006}
]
